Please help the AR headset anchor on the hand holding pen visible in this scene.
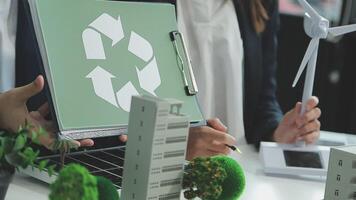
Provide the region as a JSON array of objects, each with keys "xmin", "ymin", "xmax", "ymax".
[
  {"xmin": 186, "ymin": 118, "xmax": 243, "ymax": 160},
  {"xmin": 206, "ymin": 119, "xmax": 242, "ymax": 154}
]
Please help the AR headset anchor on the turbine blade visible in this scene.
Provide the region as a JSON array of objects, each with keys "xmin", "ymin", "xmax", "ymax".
[
  {"xmin": 297, "ymin": 0, "xmax": 321, "ymax": 19},
  {"xmin": 329, "ymin": 24, "xmax": 356, "ymax": 36},
  {"xmin": 292, "ymin": 38, "xmax": 320, "ymax": 87}
]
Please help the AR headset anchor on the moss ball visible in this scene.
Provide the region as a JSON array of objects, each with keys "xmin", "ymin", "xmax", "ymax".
[
  {"xmin": 212, "ymin": 156, "xmax": 245, "ymax": 200},
  {"xmin": 49, "ymin": 164, "xmax": 98, "ymax": 200},
  {"xmin": 96, "ymin": 176, "xmax": 120, "ymax": 200}
]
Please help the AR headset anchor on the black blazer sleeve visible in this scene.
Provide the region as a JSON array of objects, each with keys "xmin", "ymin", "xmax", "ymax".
[
  {"xmin": 236, "ymin": 0, "xmax": 283, "ymax": 146},
  {"xmin": 251, "ymin": 0, "xmax": 283, "ymax": 144}
]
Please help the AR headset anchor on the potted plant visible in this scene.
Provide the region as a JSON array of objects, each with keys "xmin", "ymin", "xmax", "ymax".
[
  {"xmin": 49, "ymin": 164, "xmax": 120, "ymax": 200},
  {"xmin": 0, "ymin": 123, "xmax": 56, "ymax": 200},
  {"xmin": 182, "ymin": 156, "xmax": 246, "ymax": 200}
]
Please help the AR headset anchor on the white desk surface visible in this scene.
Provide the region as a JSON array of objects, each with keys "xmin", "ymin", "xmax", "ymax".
[{"xmin": 7, "ymin": 132, "xmax": 349, "ymax": 200}]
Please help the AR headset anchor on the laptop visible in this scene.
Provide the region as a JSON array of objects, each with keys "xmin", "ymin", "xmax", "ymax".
[{"xmin": 20, "ymin": 0, "xmax": 204, "ymax": 190}]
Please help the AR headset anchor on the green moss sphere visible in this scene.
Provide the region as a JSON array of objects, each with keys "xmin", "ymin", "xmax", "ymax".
[
  {"xmin": 96, "ymin": 176, "xmax": 120, "ymax": 200},
  {"xmin": 213, "ymin": 156, "xmax": 245, "ymax": 200},
  {"xmin": 49, "ymin": 164, "xmax": 98, "ymax": 200}
]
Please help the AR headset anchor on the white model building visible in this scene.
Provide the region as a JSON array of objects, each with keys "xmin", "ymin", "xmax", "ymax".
[
  {"xmin": 121, "ymin": 95, "xmax": 190, "ymax": 200},
  {"xmin": 324, "ymin": 145, "xmax": 356, "ymax": 200}
]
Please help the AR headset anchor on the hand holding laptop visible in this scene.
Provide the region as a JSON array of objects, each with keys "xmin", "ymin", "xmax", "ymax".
[
  {"xmin": 0, "ymin": 75, "xmax": 44, "ymax": 133},
  {"xmin": 0, "ymin": 75, "xmax": 94, "ymax": 149}
]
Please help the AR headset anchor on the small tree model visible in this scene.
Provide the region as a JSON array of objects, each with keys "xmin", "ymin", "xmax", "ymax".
[
  {"xmin": 49, "ymin": 164, "xmax": 98, "ymax": 200},
  {"xmin": 0, "ymin": 123, "xmax": 56, "ymax": 175},
  {"xmin": 183, "ymin": 157, "xmax": 227, "ymax": 199},
  {"xmin": 49, "ymin": 164, "xmax": 120, "ymax": 200},
  {"xmin": 214, "ymin": 156, "xmax": 245, "ymax": 200},
  {"xmin": 97, "ymin": 176, "xmax": 120, "ymax": 200},
  {"xmin": 49, "ymin": 136, "xmax": 79, "ymax": 168},
  {"xmin": 183, "ymin": 156, "xmax": 245, "ymax": 200},
  {"xmin": 0, "ymin": 123, "xmax": 57, "ymax": 200}
]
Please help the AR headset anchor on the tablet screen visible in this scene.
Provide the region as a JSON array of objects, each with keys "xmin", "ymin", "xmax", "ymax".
[{"xmin": 283, "ymin": 150, "xmax": 323, "ymax": 169}]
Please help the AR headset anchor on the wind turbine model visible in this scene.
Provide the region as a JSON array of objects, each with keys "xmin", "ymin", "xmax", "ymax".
[{"xmin": 293, "ymin": 0, "xmax": 356, "ymax": 114}]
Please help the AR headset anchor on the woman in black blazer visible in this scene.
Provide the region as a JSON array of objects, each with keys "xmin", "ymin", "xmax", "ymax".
[
  {"xmin": 12, "ymin": 0, "xmax": 321, "ymax": 160},
  {"xmin": 233, "ymin": 0, "xmax": 321, "ymax": 146},
  {"xmin": 126, "ymin": 0, "xmax": 322, "ymax": 154}
]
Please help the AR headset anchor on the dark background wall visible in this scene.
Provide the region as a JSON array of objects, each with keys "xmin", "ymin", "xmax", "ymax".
[{"xmin": 276, "ymin": 12, "xmax": 356, "ymax": 134}]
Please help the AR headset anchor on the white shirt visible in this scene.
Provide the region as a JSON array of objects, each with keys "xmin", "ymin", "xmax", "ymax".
[
  {"xmin": 177, "ymin": 0, "xmax": 245, "ymax": 141},
  {"xmin": 0, "ymin": 0, "xmax": 18, "ymax": 92}
]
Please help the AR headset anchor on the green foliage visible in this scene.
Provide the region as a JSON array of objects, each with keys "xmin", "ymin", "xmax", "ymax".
[
  {"xmin": 96, "ymin": 176, "xmax": 120, "ymax": 200},
  {"xmin": 49, "ymin": 164, "xmax": 98, "ymax": 200},
  {"xmin": 50, "ymin": 137, "xmax": 79, "ymax": 153},
  {"xmin": 183, "ymin": 156, "xmax": 246, "ymax": 200},
  {"xmin": 0, "ymin": 122, "xmax": 55, "ymax": 176},
  {"xmin": 183, "ymin": 157, "xmax": 227, "ymax": 200},
  {"xmin": 213, "ymin": 156, "xmax": 245, "ymax": 200}
]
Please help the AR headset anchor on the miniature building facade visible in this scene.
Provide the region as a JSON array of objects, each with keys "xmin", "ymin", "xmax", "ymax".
[
  {"xmin": 122, "ymin": 96, "xmax": 190, "ymax": 200},
  {"xmin": 324, "ymin": 146, "xmax": 356, "ymax": 200}
]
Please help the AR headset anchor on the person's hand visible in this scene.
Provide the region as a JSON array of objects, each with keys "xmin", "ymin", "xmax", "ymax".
[
  {"xmin": 0, "ymin": 75, "xmax": 94, "ymax": 149},
  {"xmin": 118, "ymin": 118, "xmax": 236, "ymax": 161},
  {"xmin": 0, "ymin": 75, "xmax": 44, "ymax": 132},
  {"xmin": 273, "ymin": 96, "xmax": 321, "ymax": 144},
  {"xmin": 29, "ymin": 102, "xmax": 94, "ymax": 149},
  {"xmin": 118, "ymin": 134, "xmax": 127, "ymax": 142},
  {"xmin": 186, "ymin": 118, "xmax": 236, "ymax": 161}
]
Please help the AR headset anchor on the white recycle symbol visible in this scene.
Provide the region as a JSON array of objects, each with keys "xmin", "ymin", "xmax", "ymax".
[{"xmin": 82, "ymin": 13, "xmax": 161, "ymax": 112}]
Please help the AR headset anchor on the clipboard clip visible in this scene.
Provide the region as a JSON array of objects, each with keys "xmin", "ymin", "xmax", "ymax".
[{"xmin": 169, "ymin": 31, "xmax": 198, "ymax": 96}]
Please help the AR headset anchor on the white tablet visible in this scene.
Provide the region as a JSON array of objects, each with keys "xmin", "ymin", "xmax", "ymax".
[
  {"xmin": 318, "ymin": 131, "xmax": 348, "ymax": 146},
  {"xmin": 260, "ymin": 142, "xmax": 330, "ymax": 177}
]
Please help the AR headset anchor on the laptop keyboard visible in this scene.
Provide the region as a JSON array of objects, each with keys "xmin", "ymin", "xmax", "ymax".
[{"xmin": 36, "ymin": 146, "xmax": 126, "ymax": 188}]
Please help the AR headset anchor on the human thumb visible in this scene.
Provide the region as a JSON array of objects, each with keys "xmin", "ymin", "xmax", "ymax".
[{"xmin": 15, "ymin": 75, "xmax": 44, "ymax": 102}]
